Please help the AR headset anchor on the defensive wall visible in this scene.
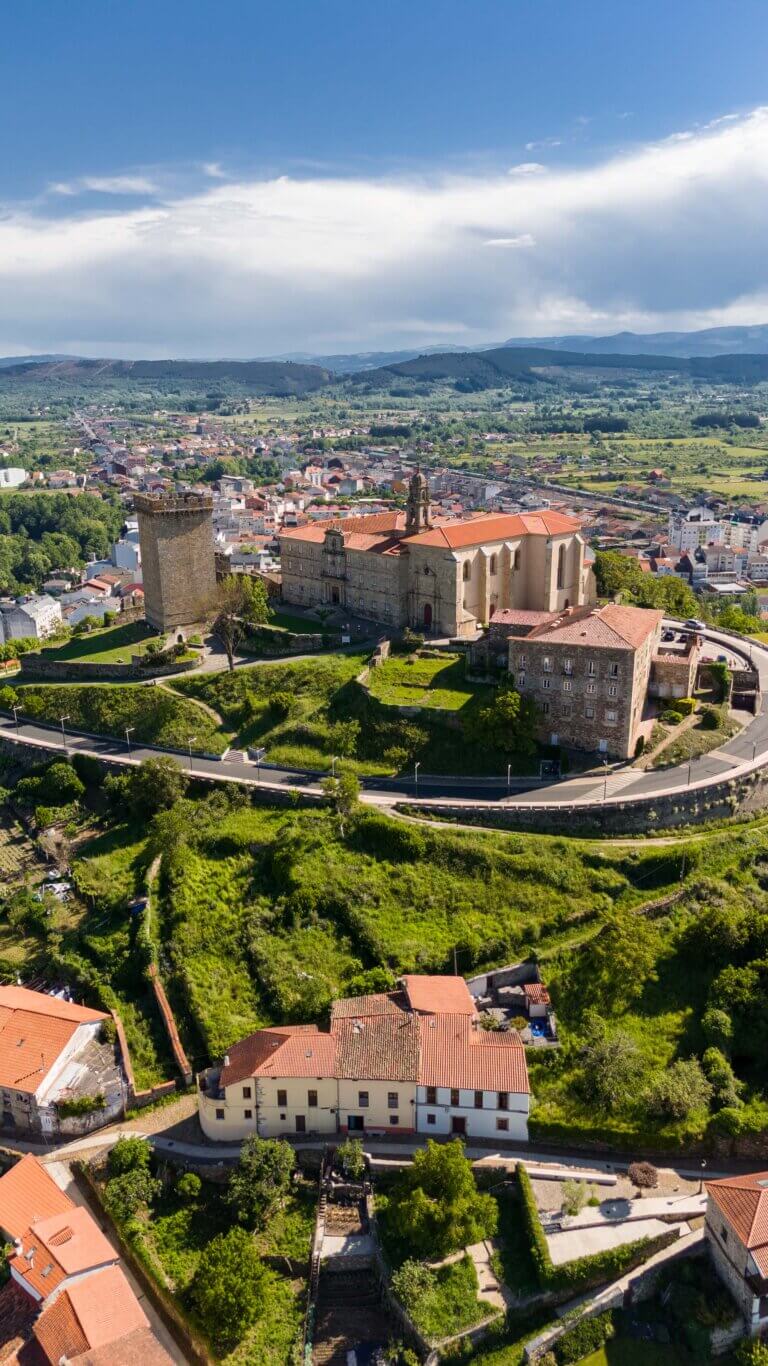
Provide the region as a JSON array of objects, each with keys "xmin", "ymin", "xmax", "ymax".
[{"xmin": 18, "ymin": 653, "xmax": 197, "ymax": 682}]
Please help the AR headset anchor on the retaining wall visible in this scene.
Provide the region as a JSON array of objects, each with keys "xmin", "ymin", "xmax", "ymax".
[
  {"xmin": 147, "ymin": 964, "xmax": 193, "ymax": 1085},
  {"xmin": 18, "ymin": 654, "xmax": 196, "ymax": 682}
]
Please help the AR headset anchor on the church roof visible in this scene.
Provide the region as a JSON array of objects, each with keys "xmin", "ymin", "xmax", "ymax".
[{"xmin": 404, "ymin": 510, "xmax": 580, "ymax": 548}]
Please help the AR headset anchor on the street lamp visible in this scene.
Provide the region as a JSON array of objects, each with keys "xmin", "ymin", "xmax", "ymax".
[
  {"xmin": 602, "ymin": 757, "xmax": 609, "ymax": 803},
  {"xmin": 699, "ymin": 1159, "xmax": 707, "ymax": 1195},
  {"xmin": 11, "ymin": 705, "xmax": 20, "ymax": 731},
  {"xmin": 414, "ymin": 761, "xmax": 420, "ymax": 795},
  {"xmin": 753, "ymin": 739, "xmax": 758, "ymax": 765},
  {"xmin": 125, "ymin": 726, "xmax": 135, "ymax": 755},
  {"xmin": 187, "ymin": 736, "xmax": 196, "ymax": 771},
  {"xmin": 687, "ymin": 756, "xmax": 693, "ymax": 787},
  {"xmin": 331, "ymin": 755, "xmax": 337, "ymax": 778},
  {"xmin": 60, "ymin": 715, "xmax": 70, "ymax": 750},
  {"xmin": 507, "ymin": 762, "xmax": 511, "ymax": 796}
]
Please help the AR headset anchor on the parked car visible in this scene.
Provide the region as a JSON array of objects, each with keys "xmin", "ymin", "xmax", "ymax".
[
  {"xmin": 661, "ymin": 629, "xmax": 676, "ymax": 642},
  {"xmin": 717, "ymin": 654, "xmax": 729, "ymax": 663}
]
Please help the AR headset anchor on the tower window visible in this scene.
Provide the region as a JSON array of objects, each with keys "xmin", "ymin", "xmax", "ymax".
[
  {"xmin": 463, "ymin": 561, "xmax": 471, "ymax": 582},
  {"xmin": 489, "ymin": 555, "xmax": 497, "ymax": 575},
  {"xmin": 557, "ymin": 544, "xmax": 567, "ymax": 591}
]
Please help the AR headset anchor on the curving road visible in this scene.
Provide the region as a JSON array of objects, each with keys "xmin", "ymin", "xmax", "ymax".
[{"xmin": 2, "ymin": 623, "xmax": 767, "ymax": 812}]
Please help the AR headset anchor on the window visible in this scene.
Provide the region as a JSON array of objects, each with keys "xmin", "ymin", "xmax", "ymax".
[
  {"xmin": 242, "ymin": 1086, "xmax": 251, "ymax": 1099},
  {"xmin": 489, "ymin": 554, "xmax": 497, "ymax": 575},
  {"xmin": 497, "ymin": 1118, "xmax": 509, "ymax": 1132},
  {"xmin": 450, "ymin": 1088, "xmax": 460, "ymax": 1107},
  {"xmin": 387, "ymin": 1092, "xmax": 398, "ymax": 1109},
  {"xmin": 605, "ymin": 709, "xmax": 618, "ymax": 724},
  {"xmin": 608, "ymin": 685, "xmax": 617, "ymax": 697},
  {"xmin": 585, "ymin": 705, "xmax": 595, "ymax": 719},
  {"xmin": 518, "ymin": 673, "xmax": 526, "ymax": 688},
  {"xmin": 586, "ymin": 682, "xmax": 596, "ymax": 694},
  {"xmin": 542, "ymin": 701, "xmax": 550, "ymax": 715},
  {"xmin": 389, "ymin": 1115, "xmax": 399, "ymax": 1126},
  {"xmin": 427, "ymin": 1113, "xmax": 436, "ymax": 1125},
  {"xmin": 216, "ymin": 1108, "xmax": 225, "ymax": 1121},
  {"xmin": 277, "ymin": 1089, "xmax": 287, "ymax": 1107},
  {"xmin": 542, "ymin": 676, "xmax": 551, "ymax": 690},
  {"xmin": 474, "ymin": 1091, "xmax": 483, "ymax": 1109},
  {"xmin": 543, "ymin": 656, "xmax": 552, "ymax": 673},
  {"xmin": 562, "ymin": 679, "xmax": 572, "ymax": 692},
  {"xmin": 609, "ymin": 662, "xmax": 619, "ymax": 677},
  {"xmin": 463, "ymin": 560, "xmax": 471, "ymax": 581},
  {"xmin": 519, "ymin": 654, "xmax": 527, "ymax": 668},
  {"xmin": 498, "ymin": 1091, "xmax": 508, "ymax": 1110},
  {"xmin": 426, "ymin": 1086, "xmax": 437, "ymax": 1104},
  {"xmin": 244, "ymin": 1109, "xmax": 252, "ymax": 1119},
  {"xmin": 563, "ymin": 657, "xmax": 573, "ymax": 675},
  {"xmin": 513, "ymin": 548, "xmax": 521, "ymax": 570},
  {"xmin": 556, "ymin": 543, "xmax": 566, "ymax": 591},
  {"xmin": 358, "ymin": 1091, "xmax": 369, "ymax": 1108},
  {"xmin": 308, "ymin": 1090, "xmax": 318, "ymax": 1107},
  {"xmin": 588, "ymin": 659, "xmax": 596, "ymax": 676},
  {"xmin": 562, "ymin": 704, "xmax": 572, "ymax": 718}
]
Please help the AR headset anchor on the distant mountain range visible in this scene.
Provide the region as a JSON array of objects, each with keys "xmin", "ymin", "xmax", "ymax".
[{"xmin": 3, "ymin": 327, "xmax": 768, "ymax": 395}]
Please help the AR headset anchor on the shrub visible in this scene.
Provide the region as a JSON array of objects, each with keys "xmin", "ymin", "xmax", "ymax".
[
  {"xmin": 674, "ymin": 697, "xmax": 696, "ymax": 717},
  {"xmin": 660, "ymin": 709, "xmax": 684, "ymax": 725},
  {"xmin": 103, "ymin": 1168, "xmax": 161, "ymax": 1222},
  {"xmin": 702, "ymin": 1006, "xmax": 733, "ymax": 1052},
  {"xmin": 190, "ymin": 1227, "xmax": 266, "ymax": 1353},
  {"xmin": 645, "ymin": 1058, "xmax": 713, "ymax": 1121},
  {"xmin": 736, "ymin": 1341, "xmax": 768, "ymax": 1366},
  {"xmin": 100, "ymin": 1018, "xmax": 117, "ymax": 1045},
  {"xmin": 268, "ymin": 690, "xmax": 294, "ymax": 720},
  {"xmin": 386, "ymin": 1140, "xmax": 498, "ymax": 1259},
  {"xmin": 337, "ymin": 1137, "xmax": 366, "ymax": 1181},
  {"xmin": 627, "ymin": 1161, "xmax": 658, "ymax": 1189},
  {"xmin": 701, "ymin": 705, "xmax": 723, "ymax": 731},
  {"xmin": 561, "ymin": 1179, "xmax": 589, "ymax": 1217},
  {"xmin": 108, "ymin": 1135, "xmax": 152, "ymax": 1177},
  {"xmin": 634, "ymin": 735, "xmax": 645, "ymax": 757},
  {"xmin": 176, "ymin": 1171, "xmax": 202, "ymax": 1202},
  {"xmin": 391, "ymin": 1259, "xmax": 435, "ymax": 1313},
  {"xmin": 56, "ymin": 1093, "xmax": 104, "ymax": 1118},
  {"xmin": 702, "ymin": 1047, "xmax": 743, "ymax": 1109},
  {"xmin": 227, "ymin": 1136, "xmax": 295, "ymax": 1229},
  {"xmin": 555, "ymin": 1311, "xmax": 615, "ymax": 1363}
]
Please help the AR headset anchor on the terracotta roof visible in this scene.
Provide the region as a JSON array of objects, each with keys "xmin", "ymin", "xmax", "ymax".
[
  {"xmin": 34, "ymin": 1286, "xmax": 90, "ymax": 1362},
  {"xmin": 331, "ymin": 991, "xmax": 409, "ymax": 1021},
  {"xmin": 35, "ymin": 1266, "xmax": 154, "ymax": 1364},
  {"xmin": 0, "ymin": 1154, "xmax": 73, "ymax": 1240},
  {"xmin": 419, "ymin": 1017, "xmax": 530, "ymax": 1094},
  {"xmin": 0, "ymin": 987, "xmax": 104, "ymax": 1095},
  {"xmin": 70, "ymin": 1325, "xmax": 175, "ymax": 1365},
  {"xmin": 335, "ymin": 1015, "xmax": 420, "ymax": 1083},
  {"xmin": 707, "ymin": 1173, "xmax": 768, "ymax": 1274},
  {"xmin": 490, "ymin": 609, "xmax": 556, "ymax": 627},
  {"xmin": 406, "ymin": 510, "xmax": 580, "ymax": 549},
  {"xmin": 221, "ymin": 1027, "xmax": 335, "ymax": 1088},
  {"xmin": 12, "ymin": 1204, "xmax": 116, "ymax": 1300},
  {"xmin": 523, "ymin": 983, "xmax": 551, "ymax": 1005},
  {"xmin": 402, "ymin": 975, "xmax": 475, "ymax": 1015},
  {"xmin": 528, "ymin": 603, "xmax": 663, "ymax": 650},
  {"xmin": 280, "ymin": 511, "xmax": 405, "ymax": 542}
]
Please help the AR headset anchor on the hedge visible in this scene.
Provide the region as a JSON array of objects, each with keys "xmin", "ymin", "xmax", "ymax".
[
  {"xmin": 555, "ymin": 1311, "xmax": 615, "ymax": 1363},
  {"xmin": 515, "ymin": 1164, "xmax": 677, "ymax": 1293}
]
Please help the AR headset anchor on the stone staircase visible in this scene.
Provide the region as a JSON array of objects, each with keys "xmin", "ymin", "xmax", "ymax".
[{"xmin": 312, "ymin": 1269, "xmax": 390, "ymax": 1366}]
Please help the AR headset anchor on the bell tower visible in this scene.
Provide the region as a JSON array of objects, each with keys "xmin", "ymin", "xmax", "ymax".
[{"xmin": 405, "ymin": 469, "xmax": 432, "ymax": 534}]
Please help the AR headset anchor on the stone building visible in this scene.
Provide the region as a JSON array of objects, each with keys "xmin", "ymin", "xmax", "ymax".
[
  {"xmin": 279, "ymin": 472, "xmax": 595, "ymax": 637},
  {"xmin": 507, "ymin": 602, "xmax": 663, "ymax": 759},
  {"xmin": 705, "ymin": 1173, "xmax": 768, "ymax": 1337},
  {"xmin": 135, "ymin": 491, "xmax": 218, "ymax": 631}
]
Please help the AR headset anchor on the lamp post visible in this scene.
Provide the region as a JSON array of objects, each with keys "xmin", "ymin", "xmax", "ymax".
[
  {"xmin": 687, "ymin": 756, "xmax": 693, "ymax": 787},
  {"xmin": 753, "ymin": 739, "xmax": 758, "ymax": 765},
  {"xmin": 187, "ymin": 736, "xmax": 196, "ymax": 771},
  {"xmin": 125, "ymin": 726, "xmax": 135, "ymax": 755},
  {"xmin": 602, "ymin": 757, "xmax": 609, "ymax": 803},
  {"xmin": 414, "ymin": 761, "xmax": 420, "ymax": 796},
  {"xmin": 11, "ymin": 705, "xmax": 19, "ymax": 731},
  {"xmin": 60, "ymin": 715, "xmax": 70, "ymax": 751},
  {"xmin": 699, "ymin": 1158, "xmax": 707, "ymax": 1195},
  {"xmin": 331, "ymin": 755, "xmax": 337, "ymax": 778},
  {"xmin": 507, "ymin": 762, "xmax": 511, "ymax": 796}
]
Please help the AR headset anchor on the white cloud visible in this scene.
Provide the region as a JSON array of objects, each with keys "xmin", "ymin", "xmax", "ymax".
[
  {"xmin": 508, "ymin": 163, "xmax": 546, "ymax": 176},
  {"xmin": 8, "ymin": 107, "xmax": 768, "ymax": 355},
  {"xmin": 50, "ymin": 175, "xmax": 158, "ymax": 196},
  {"xmin": 484, "ymin": 235, "xmax": 536, "ymax": 248},
  {"xmin": 525, "ymin": 138, "xmax": 562, "ymax": 151},
  {"xmin": 202, "ymin": 162, "xmax": 227, "ymax": 179}
]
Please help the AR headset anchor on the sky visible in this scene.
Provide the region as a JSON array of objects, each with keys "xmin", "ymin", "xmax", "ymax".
[{"xmin": 3, "ymin": 0, "xmax": 768, "ymax": 358}]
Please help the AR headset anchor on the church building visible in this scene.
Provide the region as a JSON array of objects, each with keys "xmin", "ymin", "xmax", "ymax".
[{"xmin": 279, "ymin": 472, "xmax": 596, "ymax": 636}]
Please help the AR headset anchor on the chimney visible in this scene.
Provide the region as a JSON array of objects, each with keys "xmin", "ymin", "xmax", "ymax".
[{"xmin": 223, "ymin": 1054, "xmax": 230, "ymax": 1067}]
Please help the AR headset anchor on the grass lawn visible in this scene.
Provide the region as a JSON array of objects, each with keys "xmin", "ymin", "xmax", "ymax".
[
  {"xmin": 13, "ymin": 681, "xmax": 228, "ymax": 755},
  {"xmin": 37, "ymin": 620, "xmax": 158, "ymax": 663},
  {"xmin": 650, "ymin": 706, "xmax": 739, "ymax": 768},
  {"xmin": 490, "ymin": 1189, "xmax": 539, "ymax": 1299},
  {"xmin": 367, "ymin": 652, "xmax": 487, "ymax": 711},
  {"xmin": 409, "ymin": 1255, "xmax": 496, "ymax": 1343},
  {"xmin": 269, "ymin": 609, "xmax": 326, "ymax": 634}
]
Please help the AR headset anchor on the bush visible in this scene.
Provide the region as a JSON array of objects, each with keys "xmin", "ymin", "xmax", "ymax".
[
  {"xmin": 190, "ymin": 1227, "xmax": 266, "ymax": 1353},
  {"xmin": 555, "ymin": 1311, "xmax": 615, "ymax": 1363},
  {"xmin": 645, "ymin": 1058, "xmax": 713, "ymax": 1121},
  {"xmin": 702, "ymin": 1047, "xmax": 743, "ymax": 1109},
  {"xmin": 674, "ymin": 697, "xmax": 696, "ymax": 717},
  {"xmin": 660, "ymin": 709, "xmax": 684, "ymax": 725},
  {"xmin": 700, "ymin": 705, "xmax": 723, "ymax": 731},
  {"xmin": 702, "ymin": 1006, "xmax": 733, "ymax": 1052},
  {"xmin": 634, "ymin": 735, "xmax": 645, "ymax": 757},
  {"xmin": 56, "ymin": 1093, "xmax": 105, "ymax": 1118},
  {"xmin": 627, "ymin": 1161, "xmax": 658, "ymax": 1189},
  {"xmin": 176, "ymin": 1171, "xmax": 202, "ymax": 1202},
  {"xmin": 100, "ymin": 1017, "xmax": 117, "ymax": 1045},
  {"xmin": 385, "ymin": 1140, "xmax": 497, "ymax": 1259},
  {"xmin": 561, "ymin": 1179, "xmax": 589, "ymax": 1217},
  {"xmin": 736, "ymin": 1341, "xmax": 768, "ymax": 1366},
  {"xmin": 336, "ymin": 1137, "xmax": 366, "ymax": 1181},
  {"xmin": 108, "ymin": 1135, "xmax": 152, "ymax": 1177},
  {"xmin": 391, "ymin": 1259, "xmax": 435, "ymax": 1312},
  {"xmin": 103, "ymin": 1167, "xmax": 161, "ymax": 1222},
  {"xmin": 227, "ymin": 1136, "xmax": 295, "ymax": 1230}
]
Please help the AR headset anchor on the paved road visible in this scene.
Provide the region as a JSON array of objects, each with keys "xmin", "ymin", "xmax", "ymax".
[{"xmin": 2, "ymin": 623, "xmax": 767, "ymax": 811}]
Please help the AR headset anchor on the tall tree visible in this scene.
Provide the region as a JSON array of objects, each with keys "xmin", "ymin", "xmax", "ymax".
[{"xmin": 214, "ymin": 574, "xmax": 269, "ymax": 671}]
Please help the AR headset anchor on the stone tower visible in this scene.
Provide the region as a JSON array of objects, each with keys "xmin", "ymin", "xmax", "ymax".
[
  {"xmin": 134, "ymin": 491, "xmax": 218, "ymax": 631},
  {"xmin": 405, "ymin": 469, "xmax": 432, "ymax": 535}
]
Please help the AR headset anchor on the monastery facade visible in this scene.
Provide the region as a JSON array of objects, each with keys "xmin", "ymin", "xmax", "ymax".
[{"xmin": 279, "ymin": 472, "xmax": 596, "ymax": 637}]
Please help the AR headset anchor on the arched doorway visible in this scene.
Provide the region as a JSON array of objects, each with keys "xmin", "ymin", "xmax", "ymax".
[{"xmin": 423, "ymin": 603, "xmax": 433, "ymax": 629}]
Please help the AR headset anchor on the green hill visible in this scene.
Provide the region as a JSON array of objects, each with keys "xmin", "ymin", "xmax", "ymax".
[{"xmin": 0, "ymin": 356, "xmax": 333, "ymax": 396}]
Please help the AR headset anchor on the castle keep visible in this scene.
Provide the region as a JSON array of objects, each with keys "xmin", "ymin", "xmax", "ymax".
[
  {"xmin": 135, "ymin": 491, "xmax": 218, "ymax": 630},
  {"xmin": 279, "ymin": 471, "xmax": 595, "ymax": 637}
]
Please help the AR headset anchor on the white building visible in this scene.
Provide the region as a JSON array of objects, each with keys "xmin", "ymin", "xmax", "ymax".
[
  {"xmin": 0, "ymin": 594, "xmax": 62, "ymax": 642},
  {"xmin": 669, "ymin": 508, "xmax": 760, "ymax": 554},
  {"xmin": 0, "ymin": 467, "xmax": 26, "ymax": 488}
]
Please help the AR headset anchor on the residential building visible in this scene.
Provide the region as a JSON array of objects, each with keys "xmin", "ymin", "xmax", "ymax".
[
  {"xmin": 668, "ymin": 508, "xmax": 760, "ymax": 554},
  {"xmin": 506, "ymin": 602, "xmax": 663, "ymax": 759},
  {"xmin": 0, "ymin": 468, "xmax": 26, "ymax": 488},
  {"xmin": 0, "ymin": 985, "xmax": 125, "ymax": 1135},
  {"xmin": 198, "ymin": 974, "xmax": 530, "ymax": 1143},
  {"xmin": 705, "ymin": 1172, "xmax": 768, "ymax": 1337},
  {"xmin": 280, "ymin": 471, "xmax": 595, "ymax": 636},
  {"xmin": 0, "ymin": 1154, "xmax": 173, "ymax": 1362},
  {"xmin": 0, "ymin": 594, "xmax": 62, "ymax": 642}
]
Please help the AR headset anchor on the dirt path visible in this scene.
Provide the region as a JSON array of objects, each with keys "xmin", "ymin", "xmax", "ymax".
[
  {"xmin": 155, "ymin": 678, "xmax": 225, "ymax": 727},
  {"xmin": 634, "ymin": 713, "xmax": 698, "ymax": 770}
]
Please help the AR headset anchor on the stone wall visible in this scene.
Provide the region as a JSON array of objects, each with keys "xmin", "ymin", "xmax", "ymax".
[
  {"xmin": 136, "ymin": 492, "xmax": 218, "ymax": 630},
  {"xmin": 18, "ymin": 653, "xmax": 197, "ymax": 682},
  {"xmin": 147, "ymin": 964, "xmax": 193, "ymax": 1085}
]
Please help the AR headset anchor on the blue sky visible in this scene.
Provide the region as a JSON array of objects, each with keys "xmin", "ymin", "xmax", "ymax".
[{"xmin": 3, "ymin": 0, "xmax": 768, "ymax": 356}]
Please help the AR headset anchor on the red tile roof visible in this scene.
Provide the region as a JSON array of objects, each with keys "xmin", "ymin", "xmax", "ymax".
[
  {"xmin": 0, "ymin": 1154, "xmax": 73, "ymax": 1240},
  {"xmin": 528, "ymin": 603, "xmax": 663, "ymax": 650},
  {"xmin": 11, "ymin": 1204, "xmax": 116, "ymax": 1301},
  {"xmin": 34, "ymin": 1265, "xmax": 153, "ymax": 1364},
  {"xmin": 221, "ymin": 1026, "xmax": 335, "ymax": 1088},
  {"xmin": 523, "ymin": 983, "xmax": 551, "ymax": 1005},
  {"xmin": 707, "ymin": 1173, "xmax": 768, "ymax": 1275},
  {"xmin": 402, "ymin": 975, "xmax": 475, "ymax": 1015},
  {"xmin": 419, "ymin": 1017, "xmax": 530, "ymax": 1094},
  {"xmin": 0, "ymin": 987, "xmax": 104, "ymax": 1095},
  {"xmin": 406, "ymin": 510, "xmax": 580, "ymax": 549},
  {"xmin": 331, "ymin": 992, "xmax": 409, "ymax": 1021},
  {"xmin": 335, "ymin": 1014, "xmax": 419, "ymax": 1083}
]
